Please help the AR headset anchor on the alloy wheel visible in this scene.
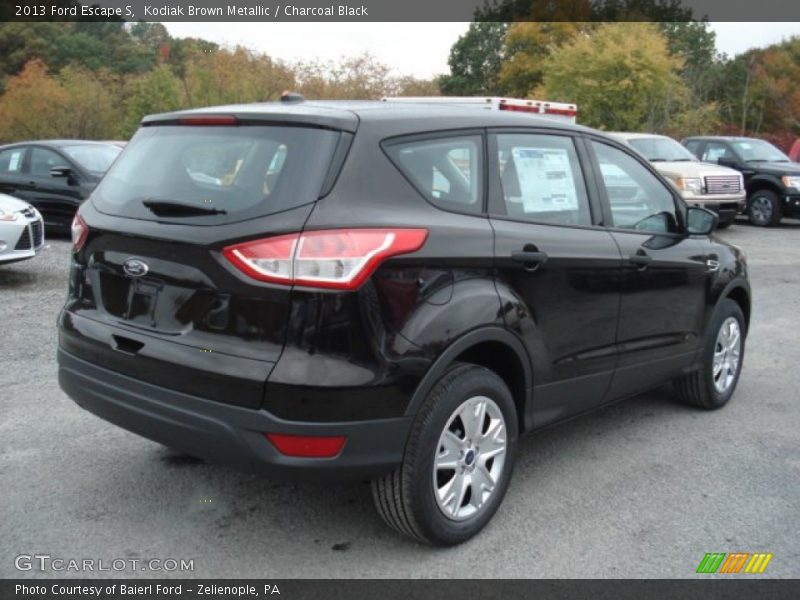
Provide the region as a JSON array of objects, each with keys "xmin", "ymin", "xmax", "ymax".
[
  {"xmin": 713, "ymin": 317, "xmax": 742, "ymax": 394},
  {"xmin": 433, "ymin": 395, "xmax": 507, "ymax": 521}
]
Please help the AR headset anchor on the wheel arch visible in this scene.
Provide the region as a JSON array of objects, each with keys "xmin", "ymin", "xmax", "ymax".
[
  {"xmin": 723, "ymin": 282, "xmax": 751, "ymax": 332},
  {"xmin": 746, "ymin": 176, "xmax": 783, "ymax": 200},
  {"xmin": 405, "ymin": 327, "xmax": 532, "ymax": 433}
]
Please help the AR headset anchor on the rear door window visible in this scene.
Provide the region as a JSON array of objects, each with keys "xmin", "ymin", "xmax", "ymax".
[
  {"xmin": 493, "ymin": 133, "xmax": 591, "ymax": 226},
  {"xmin": 0, "ymin": 147, "xmax": 26, "ymax": 173},
  {"xmin": 383, "ymin": 135, "xmax": 483, "ymax": 215},
  {"xmin": 92, "ymin": 125, "xmax": 342, "ymax": 224}
]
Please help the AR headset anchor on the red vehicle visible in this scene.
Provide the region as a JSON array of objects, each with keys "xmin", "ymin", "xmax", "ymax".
[{"xmin": 789, "ymin": 138, "xmax": 800, "ymax": 162}]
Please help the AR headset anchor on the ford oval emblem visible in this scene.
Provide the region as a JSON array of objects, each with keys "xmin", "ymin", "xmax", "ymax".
[{"xmin": 123, "ymin": 258, "xmax": 149, "ymax": 278}]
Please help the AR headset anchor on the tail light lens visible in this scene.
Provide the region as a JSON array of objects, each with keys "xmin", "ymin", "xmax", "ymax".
[
  {"xmin": 265, "ymin": 433, "xmax": 347, "ymax": 458},
  {"xmin": 71, "ymin": 214, "xmax": 88, "ymax": 251},
  {"xmin": 223, "ymin": 228, "xmax": 428, "ymax": 290}
]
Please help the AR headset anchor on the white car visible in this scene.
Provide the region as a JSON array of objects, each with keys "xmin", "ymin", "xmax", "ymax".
[{"xmin": 0, "ymin": 194, "xmax": 45, "ymax": 264}]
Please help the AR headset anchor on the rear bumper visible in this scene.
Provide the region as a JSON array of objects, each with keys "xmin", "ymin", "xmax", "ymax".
[{"xmin": 58, "ymin": 348, "xmax": 411, "ymax": 481}]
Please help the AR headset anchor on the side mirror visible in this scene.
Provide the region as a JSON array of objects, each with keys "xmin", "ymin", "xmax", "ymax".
[
  {"xmin": 687, "ymin": 206, "xmax": 718, "ymax": 235},
  {"xmin": 50, "ymin": 166, "xmax": 73, "ymax": 178},
  {"xmin": 717, "ymin": 157, "xmax": 739, "ymax": 169}
]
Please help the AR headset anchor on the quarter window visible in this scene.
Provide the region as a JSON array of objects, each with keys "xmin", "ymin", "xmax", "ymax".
[
  {"xmin": 494, "ymin": 133, "xmax": 591, "ymax": 226},
  {"xmin": 591, "ymin": 141, "xmax": 680, "ymax": 233},
  {"xmin": 384, "ymin": 135, "xmax": 483, "ymax": 214}
]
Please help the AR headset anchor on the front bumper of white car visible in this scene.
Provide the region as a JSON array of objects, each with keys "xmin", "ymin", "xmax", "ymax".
[{"xmin": 0, "ymin": 206, "xmax": 46, "ymax": 264}]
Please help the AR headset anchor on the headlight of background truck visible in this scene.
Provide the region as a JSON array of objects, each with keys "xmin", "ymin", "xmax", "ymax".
[
  {"xmin": 677, "ymin": 177, "xmax": 704, "ymax": 195},
  {"xmin": 781, "ymin": 175, "xmax": 800, "ymax": 190}
]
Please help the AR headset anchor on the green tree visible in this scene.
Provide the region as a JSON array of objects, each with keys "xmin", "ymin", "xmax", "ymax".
[
  {"xmin": 439, "ymin": 22, "xmax": 508, "ymax": 96},
  {"xmin": 498, "ymin": 23, "xmax": 594, "ymax": 97},
  {"xmin": 58, "ymin": 66, "xmax": 118, "ymax": 139},
  {"xmin": 124, "ymin": 65, "xmax": 182, "ymax": 136},
  {"xmin": 536, "ymin": 22, "xmax": 698, "ymax": 131}
]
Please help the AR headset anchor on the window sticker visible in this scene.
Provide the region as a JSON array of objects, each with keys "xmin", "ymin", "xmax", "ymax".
[
  {"xmin": 8, "ymin": 151, "xmax": 22, "ymax": 172},
  {"xmin": 510, "ymin": 147, "xmax": 579, "ymax": 213}
]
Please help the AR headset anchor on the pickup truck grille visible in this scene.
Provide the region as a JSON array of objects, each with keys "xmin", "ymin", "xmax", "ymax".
[{"xmin": 705, "ymin": 175, "xmax": 741, "ymax": 195}]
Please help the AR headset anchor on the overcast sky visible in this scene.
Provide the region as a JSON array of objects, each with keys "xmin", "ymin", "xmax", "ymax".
[{"xmin": 163, "ymin": 22, "xmax": 800, "ymax": 79}]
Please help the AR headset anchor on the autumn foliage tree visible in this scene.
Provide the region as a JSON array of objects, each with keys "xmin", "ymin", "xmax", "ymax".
[{"xmin": 534, "ymin": 23, "xmax": 717, "ymax": 132}]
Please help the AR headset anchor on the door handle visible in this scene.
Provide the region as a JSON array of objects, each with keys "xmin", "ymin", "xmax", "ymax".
[
  {"xmin": 628, "ymin": 252, "xmax": 652, "ymax": 270},
  {"xmin": 511, "ymin": 250, "xmax": 548, "ymax": 272}
]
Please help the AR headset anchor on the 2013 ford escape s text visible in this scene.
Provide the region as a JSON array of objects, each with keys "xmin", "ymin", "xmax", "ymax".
[{"xmin": 58, "ymin": 99, "xmax": 751, "ymax": 546}]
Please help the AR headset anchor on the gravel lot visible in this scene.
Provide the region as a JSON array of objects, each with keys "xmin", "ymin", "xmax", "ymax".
[{"xmin": 1, "ymin": 220, "xmax": 799, "ymax": 579}]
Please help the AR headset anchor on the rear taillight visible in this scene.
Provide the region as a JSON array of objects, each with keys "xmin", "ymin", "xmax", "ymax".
[
  {"xmin": 223, "ymin": 228, "xmax": 428, "ymax": 290},
  {"xmin": 71, "ymin": 214, "xmax": 88, "ymax": 251}
]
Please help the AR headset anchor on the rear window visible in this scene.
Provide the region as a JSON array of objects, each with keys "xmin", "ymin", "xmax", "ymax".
[{"xmin": 92, "ymin": 125, "xmax": 341, "ymax": 224}]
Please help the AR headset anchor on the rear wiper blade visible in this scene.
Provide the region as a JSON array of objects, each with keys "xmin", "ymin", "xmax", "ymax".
[{"xmin": 142, "ymin": 200, "xmax": 226, "ymax": 216}]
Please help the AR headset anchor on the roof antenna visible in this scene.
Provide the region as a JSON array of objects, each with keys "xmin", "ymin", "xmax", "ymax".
[{"xmin": 280, "ymin": 91, "xmax": 305, "ymax": 104}]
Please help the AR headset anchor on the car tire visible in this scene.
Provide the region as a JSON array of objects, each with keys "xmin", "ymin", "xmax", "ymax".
[
  {"xmin": 371, "ymin": 362, "xmax": 518, "ymax": 546},
  {"xmin": 715, "ymin": 221, "xmax": 732, "ymax": 230},
  {"xmin": 673, "ymin": 299, "xmax": 746, "ymax": 410},
  {"xmin": 747, "ymin": 189, "xmax": 782, "ymax": 227}
]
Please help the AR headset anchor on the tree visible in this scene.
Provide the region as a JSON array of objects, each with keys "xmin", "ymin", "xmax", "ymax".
[
  {"xmin": 0, "ymin": 60, "xmax": 68, "ymax": 140},
  {"xmin": 58, "ymin": 67, "xmax": 118, "ymax": 139},
  {"xmin": 536, "ymin": 22, "xmax": 701, "ymax": 131},
  {"xmin": 498, "ymin": 23, "xmax": 594, "ymax": 97},
  {"xmin": 124, "ymin": 65, "xmax": 182, "ymax": 136},
  {"xmin": 438, "ymin": 22, "xmax": 508, "ymax": 96},
  {"xmin": 658, "ymin": 21, "xmax": 718, "ymax": 102},
  {"xmin": 182, "ymin": 46, "xmax": 295, "ymax": 107},
  {"xmin": 295, "ymin": 53, "xmax": 394, "ymax": 99}
]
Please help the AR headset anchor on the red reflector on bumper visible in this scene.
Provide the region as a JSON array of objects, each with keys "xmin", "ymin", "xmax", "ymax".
[{"xmin": 265, "ymin": 433, "xmax": 347, "ymax": 458}]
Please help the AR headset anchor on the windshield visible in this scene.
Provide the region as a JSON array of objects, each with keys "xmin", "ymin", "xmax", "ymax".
[
  {"xmin": 731, "ymin": 139, "xmax": 789, "ymax": 162},
  {"xmin": 628, "ymin": 137, "xmax": 696, "ymax": 162},
  {"xmin": 62, "ymin": 144, "xmax": 122, "ymax": 175},
  {"xmin": 91, "ymin": 125, "xmax": 341, "ymax": 225}
]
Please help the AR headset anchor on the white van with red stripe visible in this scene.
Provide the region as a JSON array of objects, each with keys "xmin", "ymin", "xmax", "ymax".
[{"xmin": 382, "ymin": 96, "xmax": 578, "ymax": 124}]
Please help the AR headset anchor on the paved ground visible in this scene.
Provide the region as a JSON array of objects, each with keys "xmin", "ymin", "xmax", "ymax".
[{"xmin": 1, "ymin": 220, "xmax": 799, "ymax": 579}]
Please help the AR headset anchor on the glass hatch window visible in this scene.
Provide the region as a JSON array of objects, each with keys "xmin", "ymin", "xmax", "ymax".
[
  {"xmin": 628, "ymin": 137, "xmax": 697, "ymax": 162},
  {"xmin": 91, "ymin": 125, "xmax": 341, "ymax": 224},
  {"xmin": 730, "ymin": 139, "xmax": 790, "ymax": 162},
  {"xmin": 62, "ymin": 144, "xmax": 122, "ymax": 175}
]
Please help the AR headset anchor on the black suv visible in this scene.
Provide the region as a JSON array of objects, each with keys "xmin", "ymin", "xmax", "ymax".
[
  {"xmin": 58, "ymin": 100, "xmax": 750, "ymax": 545},
  {"xmin": 682, "ymin": 136, "xmax": 800, "ymax": 226},
  {"xmin": 0, "ymin": 140, "xmax": 122, "ymax": 233}
]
